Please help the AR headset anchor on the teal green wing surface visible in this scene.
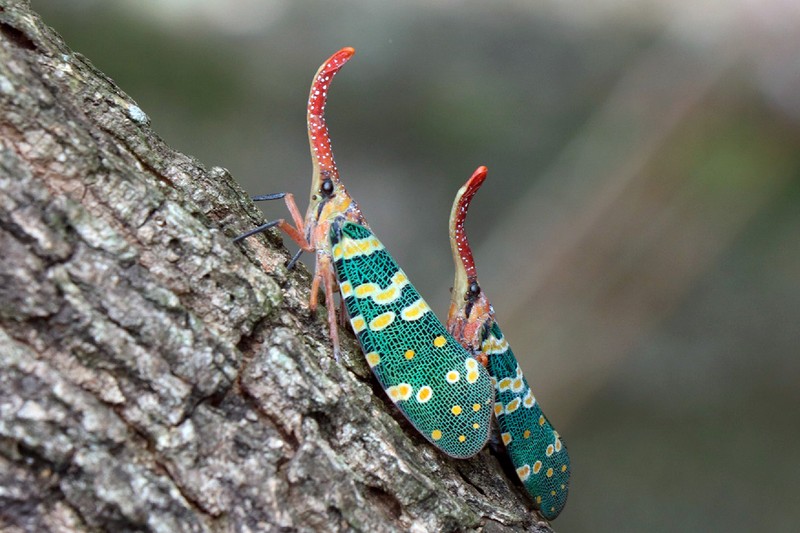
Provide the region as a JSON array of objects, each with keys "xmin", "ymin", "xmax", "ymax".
[
  {"xmin": 484, "ymin": 322, "xmax": 570, "ymax": 519},
  {"xmin": 330, "ymin": 221, "xmax": 494, "ymax": 458}
]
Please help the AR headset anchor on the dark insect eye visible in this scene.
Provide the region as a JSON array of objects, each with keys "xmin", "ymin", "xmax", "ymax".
[
  {"xmin": 469, "ymin": 281, "xmax": 480, "ymax": 296},
  {"xmin": 321, "ymin": 178, "xmax": 334, "ymax": 196},
  {"xmin": 465, "ymin": 281, "xmax": 480, "ymax": 301}
]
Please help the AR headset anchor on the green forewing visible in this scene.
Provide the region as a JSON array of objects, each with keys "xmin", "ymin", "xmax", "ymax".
[
  {"xmin": 484, "ymin": 322, "xmax": 570, "ymax": 519},
  {"xmin": 331, "ymin": 221, "xmax": 494, "ymax": 458}
]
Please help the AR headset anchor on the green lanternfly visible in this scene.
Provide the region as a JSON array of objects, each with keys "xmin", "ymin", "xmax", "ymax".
[
  {"xmin": 446, "ymin": 166, "xmax": 571, "ymax": 517},
  {"xmin": 235, "ymin": 49, "xmax": 494, "ymax": 458}
]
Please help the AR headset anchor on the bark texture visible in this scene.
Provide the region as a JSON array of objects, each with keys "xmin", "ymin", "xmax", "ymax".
[{"xmin": 0, "ymin": 2, "xmax": 554, "ymax": 531}]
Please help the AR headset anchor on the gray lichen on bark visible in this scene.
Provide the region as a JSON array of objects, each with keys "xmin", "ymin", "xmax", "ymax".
[{"xmin": 0, "ymin": 1, "xmax": 555, "ymax": 531}]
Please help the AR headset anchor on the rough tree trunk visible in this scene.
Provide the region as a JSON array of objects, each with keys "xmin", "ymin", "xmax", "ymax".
[{"xmin": 0, "ymin": 2, "xmax": 554, "ymax": 531}]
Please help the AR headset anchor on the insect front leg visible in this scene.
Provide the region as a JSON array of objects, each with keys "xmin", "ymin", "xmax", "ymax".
[
  {"xmin": 235, "ymin": 192, "xmax": 313, "ymax": 264},
  {"xmin": 320, "ymin": 255, "xmax": 342, "ymax": 360},
  {"xmin": 267, "ymin": 193, "xmax": 316, "ymax": 271},
  {"xmin": 307, "ymin": 253, "xmax": 341, "ymax": 359}
]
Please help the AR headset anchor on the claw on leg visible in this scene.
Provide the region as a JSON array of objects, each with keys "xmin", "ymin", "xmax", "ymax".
[
  {"xmin": 233, "ymin": 219, "xmax": 281, "ymax": 242},
  {"xmin": 286, "ymin": 248, "xmax": 304, "ymax": 270}
]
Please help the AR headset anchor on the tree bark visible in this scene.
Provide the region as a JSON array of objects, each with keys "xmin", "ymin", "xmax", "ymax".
[{"xmin": 0, "ymin": 2, "xmax": 554, "ymax": 531}]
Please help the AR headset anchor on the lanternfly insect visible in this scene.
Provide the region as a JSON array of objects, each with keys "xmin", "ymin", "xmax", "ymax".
[
  {"xmin": 235, "ymin": 49, "xmax": 494, "ymax": 457},
  {"xmin": 446, "ymin": 166, "xmax": 571, "ymax": 517}
]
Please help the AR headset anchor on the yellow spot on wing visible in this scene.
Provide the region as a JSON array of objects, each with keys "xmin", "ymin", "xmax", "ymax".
[
  {"xmin": 431, "ymin": 429, "xmax": 442, "ymax": 440},
  {"xmin": 343, "ymin": 242, "xmax": 359, "ymax": 258},
  {"xmin": 340, "ymin": 280, "xmax": 353, "ymax": 297},
  {"xmin": 561, "ymin": 464, "xmax": 568, "ymax": 472},
  {"xmin": 404, "ymin": 349, "xmax": 415, "ymax": 360},
  {"xmin": 400, "ymin": 299, "xmax": 430, "ymax": 321},
  {"xmin": 374, "ymin": 285, "xmax": 399, "ymax": 304},
  {"xmin": 539, "ymin": 415, "xmax": 546, "ymax": 426},
  {"xmin": 355, "ymin": 283, "xmax": 378, "ymax": 298},
  {"xmin": 451, "ymin": 405, "xmax": 462, "ymax": 416},
  {"xmin": 546, "ymin": 468, "xmax": 554, "ymax": 478},
  {"xmin": 356, "ymin": 239, "xmax": 371, "ymax": 253},
  {"xmin": 482, "ymin": 335, "xmax": 507, "ymax": 355},
  {"xmin": 472, "ymin": 403, "xmax": 481, "ymax": 412},
  {"xmin": 458, "ymin": 435, "xmax": 466, "ymax": 443},
  {"xmin": 555, "ymin": 439, "xmax": 562, "ymax": 452},
  {"xmin": 396, "ymin": 383, "xmax": 412, "ymax": 400},
  {"xmin": 433, "ymin": 335, "xmax": 446, "ymax": 348},
  {"xmin": 365, "ymin": 352, "xmax": 381, "ymax": 367},
  {"xmin": 341, "ymin": 236, "xmax": 382, "ymax": 259},
  {"xmin": 533, "ymin": 461, "xmax": 543, "ymax": 474},
  {"xmin": 350, "ymin": 315, "xmax": 366, "ymax": 333},
  {"xmin": 332, "ymin": 243, "xmax": 343, "ymax": 260},
  {"xmin": 387, "ymin": 384, "xmax": 412, "ymax": 402},
  {"xmin": 501, "ymin": 432, "xmax": 512, "ymax": 445},
  {"xmin": 523, "ymin": 429, "xmax": 531, "ymax": 439},
  {"xmin": 446, "ymin": 371, "xmax": 460, "ymax": 384},
  {"xmin": 416, "ymin": 386, "xmax": 432, "ymax": 403},
  {"xmin": 369, "ymin": 311, "xmax": 395, "ymax": 331},
  {"xmin": 494, "ymin": 403, "xmax": 504, "ymax": 416},
  {"xmin": 466, "ymin": 369, "xmax": 480, "ymax": 384},
  {"xmin": 505, "ymin": 398, "xmax": 521, "ymax": 414},
  {"xmin": 391, "ymin": 271, "xmax": 408, "ymax": 287},
  {"xmin": 523, "ymin": 390, "xmax": 536, "ymax": 408},
  {"xmin": 497, "ymin": 378, "xmax": 512, "ymax": 391},
  {"xmin": 516, "ymin": 464, "xmax": 531, "ymax": 481},
  {"xmin": 472, "ymin": 423, "xmax": 480, "ymax": 429},
  {"xmin": 546, "ymin": 444, "xmax": 555, "ymax": 457}
]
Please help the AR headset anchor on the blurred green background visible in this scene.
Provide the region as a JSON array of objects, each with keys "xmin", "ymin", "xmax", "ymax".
[{"xmin": 34, "ymin": 1, "xmax": 800, "ymax": 530}]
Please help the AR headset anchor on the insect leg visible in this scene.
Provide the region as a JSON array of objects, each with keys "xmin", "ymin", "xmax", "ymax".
[
  {"xmin": 322, "ymin": 258, "xmax": 341, "ymax": 360},
  {"xmin": 235, "ymin": 193, "xmax": 312, "ymax": 266},
  {"xmin": 251, "ymin": 192, "xmax": 286, "ymax": 202}
]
